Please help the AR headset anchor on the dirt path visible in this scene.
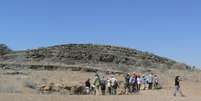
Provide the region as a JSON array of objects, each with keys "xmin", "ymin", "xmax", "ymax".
[{"xmin": 0, "ymin": 93, "xmax": 201, "ymax": 101}]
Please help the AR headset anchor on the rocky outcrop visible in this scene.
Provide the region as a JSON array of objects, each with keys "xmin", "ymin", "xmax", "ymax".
[
  {"xmin": 0, "ymin": 44, "xmax": 191, "ymax": 70},
  {"xmin": 38, "ymin": 82, "xmax": 86, "ymax": 95},
  {"xmin": 25, "ymin": 44, "xmax": 177, "ymax": 69}
]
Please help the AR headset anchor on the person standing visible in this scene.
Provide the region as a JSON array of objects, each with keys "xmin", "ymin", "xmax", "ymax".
[
  {"xmin": 85, "ymin": 78, "xmax": 91, "ymax": 94},
  {"xmin": 173, "ymin": 76, "xmax": 185, "ymax": 97},
  {"xmin": 100, "ymin": 76, "xmax": 106, "ymax": 95},
  {"xmin": 137, "ymin": 74, "xmax": 142, "ymax": 92},
  {"xmin": 94, "ymin": 74, "xmax": 101, "ymax": 95},
  {"xmin": 129, "ymin": 73, "xmax": 134, "ymax": 93},
  {"xmin": 154, "ymin": 75, "xmax": 159, "ymax": 89},
  {"xmin": 142, "ymin": 75, "xmax": 148, "ymax": 90},
  {"xmin": 124, "ymin": 73, "xmax": 130, "ymax": 94},
  {"xmin": 148, "ymin": 73, "xmax": 154, "ymax": 90},
  {"xmin": 106, "ymin": 78, "xmax": 112, "ymax": 95},
  {"xmin": 111, "ymin": 75, "xmax": 118, "ymax": 95}
]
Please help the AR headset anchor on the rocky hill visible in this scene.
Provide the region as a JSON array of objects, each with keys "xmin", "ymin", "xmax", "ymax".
[{"xmin": 0, "ymin": 44, "xmax": 191, "ymax": 72}]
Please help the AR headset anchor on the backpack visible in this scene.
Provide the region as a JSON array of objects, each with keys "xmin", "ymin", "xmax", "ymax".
[
  {"xmin": 113, "ymin": 80, "xmax": 118, "ymax": 89},
  {"xmin": 101, "ymin": 80, "xmax": 106, "ymax": 86}
]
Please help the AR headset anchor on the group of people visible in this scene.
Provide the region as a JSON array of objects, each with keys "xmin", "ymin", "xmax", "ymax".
[
  {"xmin": 84, "ymin": 72, "xmax": 160, "ymax": 95},
  {"xmin": 85, "ymin": 73, "xmax": 119, "ymax": 95},
  {"xmin": 124, "ymin": 72, "xmax": 160, "ymax": 94},
  {"xmin": 84, "ymin": 72, "xmax": 186, "ymax": 97}
]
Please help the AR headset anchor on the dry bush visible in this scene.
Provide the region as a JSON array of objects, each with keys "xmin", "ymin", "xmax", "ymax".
[
  {"xmin": 24, "ymin": 80, "xmax": 38, "ymax": 90},
  {"xmin": 0, "ymin": 84, "xmax": 21, "ymax": 93}
]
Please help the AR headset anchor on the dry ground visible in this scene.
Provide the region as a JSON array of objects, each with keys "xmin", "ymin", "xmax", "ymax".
[
  {"xmin": 0, "ymin": 92, "xmax": 201, "ymax": 101},
  {"xmin": 0, "ymin": 69, "xmax": 201, "ymax": 101}
]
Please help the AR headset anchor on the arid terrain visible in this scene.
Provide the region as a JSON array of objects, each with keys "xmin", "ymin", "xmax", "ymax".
[
  {"xmin": 0, "ymin": 44, "xmax": 201, "ymax": 101},
  {"xmin": 0, "ymin": 69, "xmax": 201, "ymax": 101}
]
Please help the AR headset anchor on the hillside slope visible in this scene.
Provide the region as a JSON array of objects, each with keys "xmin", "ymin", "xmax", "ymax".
[{"xmin": 0, "ymin": 44, "xmax": 191, "ymax": 71}]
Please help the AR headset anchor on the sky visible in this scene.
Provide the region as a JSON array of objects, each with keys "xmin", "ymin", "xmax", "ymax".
[{"xmin": 0, "ymin": 0, "xmax": 201, "ymax": 67}]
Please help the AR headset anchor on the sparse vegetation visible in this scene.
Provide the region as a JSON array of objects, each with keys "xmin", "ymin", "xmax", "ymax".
[
  {"xmin": 24, "ymin": 80, "xmax": 38, "ymax": 90},
  {"xmin": 0, "ymin": 44, "xmax": 200, "ymax": 101},
  {"xmin": 0, "ymin": 44, "xmax": 12, "ymax": 56},
  {"xmin": 0, "ymin": 44, "xmax": 190, "ymax": 71}
]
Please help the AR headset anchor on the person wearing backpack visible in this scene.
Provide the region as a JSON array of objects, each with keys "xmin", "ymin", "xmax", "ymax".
[
  {"xmin": 129, "ymin": 73, "xmax": 135, "ymax": 93},
  {"xmin": 173, "ymin": 76, "xmax": 185, "ymax": 97},
  {"xmin": 124, "ymin": 73, "xmax": 130, "ymax": 94},
  {"xmin": 148, "ymin": 73, "xmax": 154, "ymax": 90},
  {"xmin": 110, "ymin": 75, "xmax": 118, "ymax": 95},
  {"xmin": 106, "ymin": 78, "xmax": 112, "ymax": 95},
  {"xmin": 94, "ymin": 73, "xmax": 101, "ymax": 95},
  {"xmin": 100, "ymin": 76, "xmax": 106, "ymax": 95}
]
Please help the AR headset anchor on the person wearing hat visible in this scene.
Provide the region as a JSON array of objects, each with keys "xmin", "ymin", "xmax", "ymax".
[{"xmin": 110, "ymin": 75, "xmax": 118, "ymax": 95}]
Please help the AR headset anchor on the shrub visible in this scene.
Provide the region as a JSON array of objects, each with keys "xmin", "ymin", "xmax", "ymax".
[
  {"xmin": 0, "ymin": 44, "xmax": 12, "ymax": 55},
  {"xmin": 24, "ymin": 80, "xmax": 37, "ymax": 90}
]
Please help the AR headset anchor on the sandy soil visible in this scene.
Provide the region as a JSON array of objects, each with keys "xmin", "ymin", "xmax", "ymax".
[
  {"xmin": 0, "ymin": 93, "xmax": 201, "ymax": 101},
  {"xmin": 0, "ymin": 69, "xmax": 201, "ymax": 101},
  {"xmin": 0, "ymin": 81, "xmax": 201, "ymax": 101}
]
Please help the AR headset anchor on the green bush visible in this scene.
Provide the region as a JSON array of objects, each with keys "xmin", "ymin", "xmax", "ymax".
[{"xmin": 0, "ymin": 44, "xmax": 12, "ymax": 55}]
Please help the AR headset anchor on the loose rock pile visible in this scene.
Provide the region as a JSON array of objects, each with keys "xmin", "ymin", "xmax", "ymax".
[{"xmin": 38, "ymin": 82, "xmax": 85, "ymax": 95}]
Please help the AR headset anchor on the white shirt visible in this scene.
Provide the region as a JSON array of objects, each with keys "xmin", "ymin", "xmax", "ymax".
[
  {"xmin": 107, "ymin": 79, "xmax": 111, "ymax": 87},
  {"xmin": 137, "ymin": 77, "xmax": 141, "ymax": 84},
  {"xmin": 110, "ymin": 77, "xmax": 117, "ymax": 86}
]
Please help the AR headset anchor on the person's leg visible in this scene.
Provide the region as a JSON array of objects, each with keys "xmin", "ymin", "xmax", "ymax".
[
  {"xmin": 173, "ymin": 88, "xmax": 176, "ymax": 96},
  {"xmin": 143, "ymin": 83, "xmax": 146, "ymax": 90},
  {"xmin": 132, "ymin": 84, "xmax": 135, "ymax": 93},
  {"xmin": 111, "ymin": 87, "xmax": 114, "ymax": 95},
  {"xmin": 95, "ymin": 87, "xmax": 98, "ymax": 95},
  {"xmin": 109, "ymin": 87, "xmax": 112, "ymax": 95},
  {"xmin": 178, "ymin": 86, "xmax": 185, "ymax": 97},
  {"xmin": 85, "ymin": 87, "xmax": 90, "ymax": 95},
  {"xmin": 139, "ymin": 84, "xmax": 141, "ymax": 91},
  {"xmin": 96, "ymin": 86, "xmax": 100, "ymax": 95},
  {"xmin": 134, "ymin": 83, "xmax": 137, "ymax": 92},
  {"xmin": 101, "ymin": 90, "xmax": 104, "ymax": 95},
  {"xmin": 174, "ymin": 85, "xmax": 179, "ymax": 96},
  {"xmin": 129, "ymin": 84, "xmax": 132, "ymax": 93},
  {"xmin": 153, "ymin": 82, "xmax": 156, "ymax": 89},
  {"xmin": 111, "ymin": 87, "xmax": 113, "ymax": 95},
  {"xmin": 146, "ymin": 83, "xmax": 149, "ymax": 90},
  {"xmin": 155, "ymin": 83, "xmax": 158, "ymax": 89},
  {"xmin": 151, "ymin": 83, "xmax": 153, "ymax": 89},
  {"xmin": 138, "ymin": 84, "xmax": 140, "ymax": 91},
  {"xmin": 114, "ymin": 88, "xmax": 117, "ymax": 95},
  {"xmin": 136, "ymin": 84, "xmax": 139, "ymax": 91}
]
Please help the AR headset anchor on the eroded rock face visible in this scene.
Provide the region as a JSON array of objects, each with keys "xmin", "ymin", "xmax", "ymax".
[
  {"xmin": 99, "ymin": 54, "xmax": 116, "ymax": 62},
  {"xmin": 0, "ymin": 44, "xmax": 191, "ymax": 71},
  {"xmin": 24, "ymin": 44, "xmax": 177, "ymax": 69}
]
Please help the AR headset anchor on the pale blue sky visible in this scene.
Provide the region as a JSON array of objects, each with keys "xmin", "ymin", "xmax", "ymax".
[{"xmin": 0, "ymin": 0, "xmax": 201, "ymax": 67}]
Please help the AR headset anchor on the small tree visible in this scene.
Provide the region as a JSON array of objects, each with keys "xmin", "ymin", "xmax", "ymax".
[{"xmin": 0, "ymin": 44, "xmax": 12, "ymax": 55}]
